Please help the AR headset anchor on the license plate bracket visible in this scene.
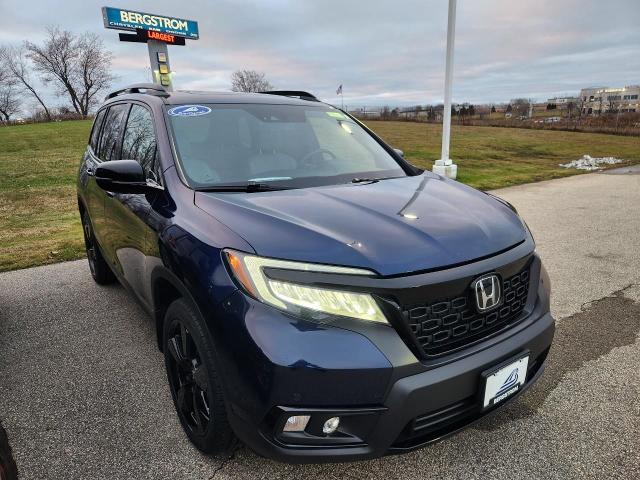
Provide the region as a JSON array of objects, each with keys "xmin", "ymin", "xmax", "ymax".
[{"xmin": 481, "ymin": 351, "xmax": 529, "ymax": 410}]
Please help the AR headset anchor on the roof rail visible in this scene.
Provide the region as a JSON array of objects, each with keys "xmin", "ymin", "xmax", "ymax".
[
  {"xmin": 105, "ymin": 83, "xmax": 169, "ymax": 101},
  {"xmin": 259, "ymin": 90, "xmax": 319, "ymax": 102}
]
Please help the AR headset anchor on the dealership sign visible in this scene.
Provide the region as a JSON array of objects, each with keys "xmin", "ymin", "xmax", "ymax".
[
  {"xmin": 102, "ymin": 6, "xmax": 199, "ymax": 39},
  {"xmin": 101, "ymin": 6, "xmax": 199, "ymax": 91}
]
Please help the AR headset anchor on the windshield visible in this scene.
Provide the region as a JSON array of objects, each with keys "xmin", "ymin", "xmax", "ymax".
[{"xmin": 166, "ymin": 103, "xmax": 407, "ymax": 189}]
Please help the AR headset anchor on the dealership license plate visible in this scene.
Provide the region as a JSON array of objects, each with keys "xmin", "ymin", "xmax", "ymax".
[{"xmin": 482, "ymin": 353, "xmax": 529, "ymax": 409}]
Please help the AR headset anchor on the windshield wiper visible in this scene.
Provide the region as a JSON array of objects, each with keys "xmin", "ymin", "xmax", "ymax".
[
  {"xmin": 195, "ymin": 181, "xmax": 293, "ymax": 193},
  {"xmin": 351, "ymin": 177, "xmax": 380, "ymax": 184}
]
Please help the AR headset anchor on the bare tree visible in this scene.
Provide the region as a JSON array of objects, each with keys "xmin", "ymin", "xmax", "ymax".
[
  {"xmin": 575, "ymin": 97, "xmax": 584, "ymax": 118},
  {"xmin": 510, "ymin": 98, "xmax": 530, "ymax": 117},
  {"xmin": 0, "ymin": 74, "xmax": 21, "ymax": 122},
  {"xmin": 596, "ymin": 95, "xmax": 604, "ymax": 115},
  {"xmin": 606, "ymin": 96, "xmax": 618, "ymax": 114},
  {"xmin": 0, "ymin": 51, "xmax": 21, "ymax": 122},
  {"xmin": 0, "ymin": 87, "xmax": 21, "ymax": 122},
  {"xmin": 230, "ymin": 70, "xmax": 273, "ymax": 92},
  {"xmin": 0, "ymin": 49, "xmax": 12, "ymax": 88},
  {"xmin": 1, "ymin": 45, "xmax": 51, "ymax": 120},
  {"xmin": 25, "ymin": 28, "xmax": 115, "ymax": 118}
]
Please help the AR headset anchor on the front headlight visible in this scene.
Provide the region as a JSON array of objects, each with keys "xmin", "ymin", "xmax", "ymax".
[{"xmin": 224, "ymin": 249, "xmax": 387, "ymax": 324}]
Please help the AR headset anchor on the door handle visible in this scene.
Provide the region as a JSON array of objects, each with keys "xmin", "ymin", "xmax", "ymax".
[
  {"xmin": 86, "ymin": 166, "xmax": 94, "ymax": 176},
  {"xmin": 106, "ymin": 191, "xmax": 115, "ymax": 198}
]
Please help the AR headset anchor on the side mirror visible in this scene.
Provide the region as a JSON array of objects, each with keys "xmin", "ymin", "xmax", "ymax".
[
  {"xmin": 95, "ymin": 160, "xmax": 161, "ymax": 194},
  {"xmin": 393, "ymin": 148, "xmax": 404, "ymax": 158}
]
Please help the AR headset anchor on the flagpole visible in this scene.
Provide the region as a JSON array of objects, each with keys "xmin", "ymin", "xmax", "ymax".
[{"xmin": 432, "ymin": 0, "xmax": 458, "ymax": 179}]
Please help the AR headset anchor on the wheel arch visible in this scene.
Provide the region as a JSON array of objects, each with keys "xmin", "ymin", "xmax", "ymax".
[{"xmin": 150, "ymin": 266, "xmax": 206, "ymax": 352}]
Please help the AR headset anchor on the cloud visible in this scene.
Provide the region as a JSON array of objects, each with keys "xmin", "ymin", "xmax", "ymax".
[{"xmin": 1, "ymin": 0, "xmax": 638, "ymax": 109}]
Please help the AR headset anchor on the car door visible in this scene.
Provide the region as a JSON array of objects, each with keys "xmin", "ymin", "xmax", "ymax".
[
  {"xmin": 91, "ymin": 103, "xmax": 130, "ymax": 248},
  {"xmin": 103, "ymin": 102, "xmax": 160, "ymax": 306},
  {"xmin": 83, "ymin": 108, "xmax": 107, "ymax": 240}
]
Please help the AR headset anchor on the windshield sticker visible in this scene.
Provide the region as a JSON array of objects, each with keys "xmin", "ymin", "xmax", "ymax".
[
  {"xmin": 326, "ymin": 111, "xmax": 345, "ymax": 119},
  {"xmin": 168, "ymin": 105, "xmax": 212, "ymax": 117}
]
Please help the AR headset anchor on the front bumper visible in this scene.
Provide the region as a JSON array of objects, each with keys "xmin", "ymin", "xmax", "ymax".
[{"xmin": 218, "ymin": 297, "xmax": 554, "ymax": 463}]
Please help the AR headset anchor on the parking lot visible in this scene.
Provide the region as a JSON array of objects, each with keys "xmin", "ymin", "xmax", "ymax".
[{"xmin": 1, "ymin": 169, "xmax": 639, "ymax": 480}]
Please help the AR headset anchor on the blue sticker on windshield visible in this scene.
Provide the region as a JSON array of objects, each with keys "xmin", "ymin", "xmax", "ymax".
[{"xmin": 168, "ymin": 105, "xmax": 211, "ymax": 117}]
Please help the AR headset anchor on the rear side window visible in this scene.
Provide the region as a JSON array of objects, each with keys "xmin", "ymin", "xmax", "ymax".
[
  {"xmin": 122, "ymin": 105, "xmax": 157, "ymax": 178},
  {"xmin": 89, "ymin": 109, "xmax": 106, "ymax": 152},
  {"xmin": 97, "ymin": 103, "xmax": 130, "ymax": 161}
]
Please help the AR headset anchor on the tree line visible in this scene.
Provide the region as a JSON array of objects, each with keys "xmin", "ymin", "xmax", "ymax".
[{"xmin": 0, "ymin": 27, "xmax": 116, "ymax": 122}]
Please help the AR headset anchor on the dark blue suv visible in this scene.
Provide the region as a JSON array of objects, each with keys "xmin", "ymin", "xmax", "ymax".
[{"xmin": 77, "ymin": 84, "xmax": 554, "ymax": 463}]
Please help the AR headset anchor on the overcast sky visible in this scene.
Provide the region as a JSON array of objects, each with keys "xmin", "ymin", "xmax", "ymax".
[{"xmin": 1, "ymin": 0, "xmax": 639, "ymax": 109}]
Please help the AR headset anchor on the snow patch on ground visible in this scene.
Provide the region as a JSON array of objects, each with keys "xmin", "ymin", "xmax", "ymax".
[{"xmin": 560, "ymin": 155, "xmax": 624, "ymax": 171}]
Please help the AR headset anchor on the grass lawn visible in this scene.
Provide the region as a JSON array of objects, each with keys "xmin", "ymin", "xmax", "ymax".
[
  {"xmin": 0, "ymin": 120, "xmax": 91, "ymax": 272},
  {"xmin": 1, "ymin": 119, "xmax": 639, "ymax": 272},
  {"xmin": 367, "ymin": 121, "xmax": 640, "ymax": 190}
]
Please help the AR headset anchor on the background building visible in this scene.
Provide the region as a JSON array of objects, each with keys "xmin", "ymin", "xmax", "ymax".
[
  {"xmin": 580, "ymin": 86, "xmax": 640, "ymax": 114},
  {"xmin": 547, "ymin": 96, "xmax": 579, "ymax": 105}
]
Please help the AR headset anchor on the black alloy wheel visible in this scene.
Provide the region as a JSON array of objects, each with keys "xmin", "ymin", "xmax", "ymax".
[
  {"xmin": 166, "ymin": 322, "xmax": 211, "ymax": 436},
  {"xmin": 163, "ymin": 299, "xmax": 236, "ymax": 454},
  {"xmin": 82, "ymin": 216, "xmax": 98, "ymax": 277},
  {"xmin": 81, "ymin": 210, "xmax": 115, "ymax": 285}
]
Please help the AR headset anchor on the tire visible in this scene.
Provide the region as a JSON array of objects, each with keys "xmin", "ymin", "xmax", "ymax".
[
  {"xmin": 81, "ymin": 210, "xmax": 115, "ymax": 285},
  {"xmin": 163, "ymin": 298, "xmax": 236, "ymax": 455},
  {"xmin": 0, "ymin": 424, "xmax": 18, "ymax": 480}
]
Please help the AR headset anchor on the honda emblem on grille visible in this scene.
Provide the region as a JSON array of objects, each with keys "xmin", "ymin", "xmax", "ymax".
[{"xmin": 473, "ymin": 274, "xmax": 501, "ymax": 312}]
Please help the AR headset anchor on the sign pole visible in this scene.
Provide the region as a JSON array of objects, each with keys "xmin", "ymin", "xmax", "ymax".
[
  {"xmin": 433, "ymin": 0, "xmax": 458, "ymax": 179},
  {"xmin": 146, "ymin": 39, "xmax": 172, "ymax": 91}
]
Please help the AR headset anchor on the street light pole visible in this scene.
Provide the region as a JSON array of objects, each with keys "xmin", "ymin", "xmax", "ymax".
[{"xmin": 433, "ymin": 0, "xmax": 458, "ymax": 179}]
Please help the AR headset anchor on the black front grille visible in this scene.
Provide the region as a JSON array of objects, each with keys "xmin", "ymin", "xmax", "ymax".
[{"xmin": 403, "ymin": 267, "xmax": 531, "ymax": 358}]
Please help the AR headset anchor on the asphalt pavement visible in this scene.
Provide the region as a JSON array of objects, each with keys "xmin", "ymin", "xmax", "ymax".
[{"xmin": 1, "ymin": 170, "xmax": 639, "ymax": 479}]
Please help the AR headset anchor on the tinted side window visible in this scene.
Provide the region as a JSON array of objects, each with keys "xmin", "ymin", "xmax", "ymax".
[
  {"xmin": 89, "ymin": 109, "xmax": 106, "ymax": 152},
  {"xmin": 122, "ymin": 105, "xmax": 157, "ymax": 178},
  {"xmin": 97, "ymin": 104, "xmax": 130, "ymax": 161}
]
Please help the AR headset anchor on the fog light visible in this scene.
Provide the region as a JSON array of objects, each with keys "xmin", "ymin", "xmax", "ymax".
[
  {"xmin": 283, "ymin": 415, "xmax": 310, "ymax": 432},
  {"xmin": 323, "ymin": 416, "xmax": 340, "ymax": 434}
]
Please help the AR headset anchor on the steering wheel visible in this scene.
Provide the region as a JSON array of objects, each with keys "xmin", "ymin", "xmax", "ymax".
[{"xmin": 299, "ymin": 148, "xmax": 337, "ymax": 170}]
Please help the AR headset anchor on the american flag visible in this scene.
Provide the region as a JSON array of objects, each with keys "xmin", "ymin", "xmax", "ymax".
[{"xmin": 336, "ymin": 84, "xmax": 343, "ymax": 95}]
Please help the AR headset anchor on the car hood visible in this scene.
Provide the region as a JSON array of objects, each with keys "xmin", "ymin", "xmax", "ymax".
[{"xmin": 194, "ymin": 174, "xmax": 528, "ymax": 276}]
